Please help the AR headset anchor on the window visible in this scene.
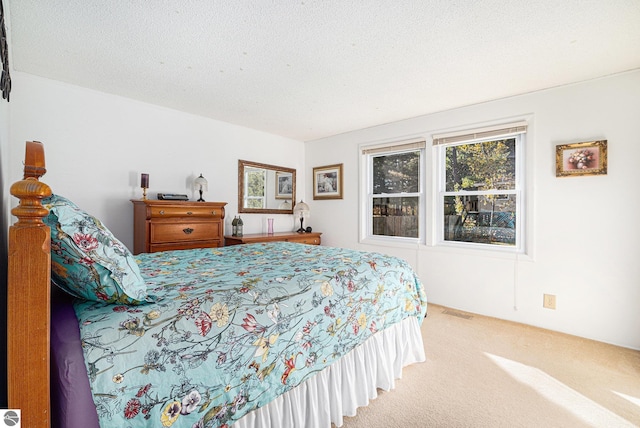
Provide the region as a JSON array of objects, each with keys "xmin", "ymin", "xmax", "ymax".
[
  {"xmin": 434, "ymin": 122, "xmax": 526, "ymax": 250},
  {"xmin": 244, "ymin": 167, "xmax": 266, "ymax": 209},
  {"xmin": 362, "ymin": 140, "xmax": 425, "ymax": 242}
]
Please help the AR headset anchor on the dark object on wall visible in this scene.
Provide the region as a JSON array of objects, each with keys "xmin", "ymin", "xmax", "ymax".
[
  {"xmin": 0, "ymin": 1, "xmax": 11, "ymax": 101},
  {"xmin": 0, "ymin": 142, "xmax": 8, "ymax": 407}
]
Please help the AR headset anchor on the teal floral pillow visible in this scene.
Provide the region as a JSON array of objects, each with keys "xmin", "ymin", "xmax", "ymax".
[{"xmin": 43, "ymin": 194, "xmax": 147, "ymax": 304}]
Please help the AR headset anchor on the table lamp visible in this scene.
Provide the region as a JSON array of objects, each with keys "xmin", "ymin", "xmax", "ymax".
[
  {"xmin": 293, "ymin": 200, "xmax": 310, "ymax": 233},
  {"xmin": 194, "ymin": 173, "xmax": 208, "ymax": 202}
]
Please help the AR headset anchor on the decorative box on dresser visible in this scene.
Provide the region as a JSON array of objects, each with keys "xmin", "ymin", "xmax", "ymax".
[
  {"xmin": 225, "ymin": 231, "xmax": 322, "ymax": 246},
  {"xmin": 131, "ymin": 199, "xmax": 227, "ymax": 254}
]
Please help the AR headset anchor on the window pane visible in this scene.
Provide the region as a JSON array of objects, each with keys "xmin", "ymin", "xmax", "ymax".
[
  {"xmin": 443, "ymin": 194, "xmax": 516, "ymax": 246},
  {"xmin": 244, "ymin": 169, "xmax": 265, "ymax": 208},
  {"xmin": 445, "ymin": 138, "xmax": 516, "ymax": 192},
  {"xmin": 246, "ymin": 198, "xmax": 264, "ymax": 209},
  {"xmin": 373, "ymin": 197, "xmax": 419, "ymax": 238},
  {"xmin": 247, "ymin": 170, "xmax": 265, "ymax": 197},
  {"xmin": 373, "ymin": 151, "xmax": 420, "ymax": 194}
]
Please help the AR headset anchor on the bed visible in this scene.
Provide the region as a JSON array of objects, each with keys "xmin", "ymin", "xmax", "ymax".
[{"xmin": 7, "ymin": 141, "xmax": 427, "ymax": 428}]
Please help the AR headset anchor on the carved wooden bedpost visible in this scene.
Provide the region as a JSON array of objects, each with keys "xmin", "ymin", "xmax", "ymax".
[{"xmin": 7, "ymin": 141, "xmax": 52, "ymax": 428}]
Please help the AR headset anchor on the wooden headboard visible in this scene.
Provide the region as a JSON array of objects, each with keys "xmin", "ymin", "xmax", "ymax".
[{"xmin": 7, "ymin": 141, "xmax": 52, "ymax": 427}]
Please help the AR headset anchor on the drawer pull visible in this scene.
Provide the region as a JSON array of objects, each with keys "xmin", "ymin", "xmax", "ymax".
[
  {"xmin": 159, "ymin": 210, "xmax": 165, "ymax": 215},
  {"xmin": 183, "ymin": 228, "xmax": 194, "ymax": 235},
  {"xmin": 187, "ymin": 211, "xmax": 193, "ymax": 215}
]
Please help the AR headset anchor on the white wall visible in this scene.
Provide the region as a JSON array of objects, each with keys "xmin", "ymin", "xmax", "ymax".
[
  {"xmin": 5, "ymin": 70, "xmax": 640, "ymax": 350},
  {"xmin": 8, "ymin": 72, "xmax": 305, "ymax": 250},
  {"xmin": 305, "ymin": 70, "xmax": 640, "ymax": 350}
]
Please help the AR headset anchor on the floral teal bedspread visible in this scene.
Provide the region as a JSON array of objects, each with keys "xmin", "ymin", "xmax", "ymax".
[{"xmin": 74, "ymin": 242, "xmax": 427, "ymax": 427}]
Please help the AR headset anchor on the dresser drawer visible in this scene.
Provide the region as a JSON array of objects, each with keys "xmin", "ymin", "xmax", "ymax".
[
  {"xmin": 149, "ymin": 241, "xmax": 221, "ymax": 253},
  {"xmin": 225, "ymin": 232, "xmax": 322, "ymax": 246},
  {"xmin": 150, "ymin": 221, "xmax": 221, "ymax": 244},
  {"xmin": 287, "ymin": 235, "xmax": 321, "ymax": 245},
  {"xmin": 149, "ymin": 205, "xmax": 223, "ymax": 219}
]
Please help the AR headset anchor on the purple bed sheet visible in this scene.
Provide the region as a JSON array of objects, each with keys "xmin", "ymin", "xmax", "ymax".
[{"xmin": 51, "ymin": 288, "xmax": 99, "ymax": 428}]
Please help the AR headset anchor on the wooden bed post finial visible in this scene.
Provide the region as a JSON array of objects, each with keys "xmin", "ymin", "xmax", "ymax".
[
  {"xmin": 23, "ymin": 140, "xmax": 47, "ymax": 179},
  {"xmin": 10, "ymin": 140, "xmax": 51, "ymax": 226},
  {"xmin": 7, "ymin": 141, "xmax": 52, "ymax": 428}
]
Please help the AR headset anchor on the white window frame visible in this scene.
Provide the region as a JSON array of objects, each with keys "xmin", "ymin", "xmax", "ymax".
[
  {"xmin": 243, "ymin": 167, "xmax": 267, "ymax": 209},
  {"xmin": 433, "ymin": 121, "xmax": 527, "ymax": 253},
  {"xmin": 359, "ymin": 139, "xmax": 426, "ymax": 246}
]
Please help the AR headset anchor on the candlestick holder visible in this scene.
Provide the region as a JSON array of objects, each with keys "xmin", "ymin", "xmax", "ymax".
[{"xmin": 140, "ymin": 173, "xmax": 149, "ymax": 200}]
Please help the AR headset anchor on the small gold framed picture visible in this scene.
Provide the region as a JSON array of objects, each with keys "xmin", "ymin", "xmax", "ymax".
[
  {"xmin": 313, "ymin": 164, "xmax": 343, "ymax": 200},
  {"xmin": 556, "ymin": 140, "xmax": 607, "ymax": 177}
]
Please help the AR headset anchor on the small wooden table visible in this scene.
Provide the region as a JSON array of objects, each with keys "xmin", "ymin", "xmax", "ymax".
[{"xmin": 224, "ymin": 231, "xmax": 321, "ymax": 246}]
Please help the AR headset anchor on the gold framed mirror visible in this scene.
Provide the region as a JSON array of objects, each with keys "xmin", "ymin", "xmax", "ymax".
[{"xmin": 238, "ymin": 160, "xmax": 296, "ymax": 214}]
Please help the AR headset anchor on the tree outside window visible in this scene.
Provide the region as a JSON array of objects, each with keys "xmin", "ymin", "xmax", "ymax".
[
  {"xmin": 245, "ymin": 168, "xmax": 266, "ymax": 209},
  {"xmin": 442, "ymin": 137, "xmax": 520, "ymax": 247}
]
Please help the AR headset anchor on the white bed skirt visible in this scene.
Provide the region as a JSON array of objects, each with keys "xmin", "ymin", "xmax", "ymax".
[{"xmin": 235, "ymin": 316, "xmax": 425, "ymax": 428}]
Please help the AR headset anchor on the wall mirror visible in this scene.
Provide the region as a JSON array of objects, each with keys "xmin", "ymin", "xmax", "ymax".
[{"xmin": 238, "ymin": 159, "xmax": 296, "ymax": 214}]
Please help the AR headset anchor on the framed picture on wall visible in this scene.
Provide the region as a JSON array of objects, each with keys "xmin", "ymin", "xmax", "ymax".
[
  {"xmin": 275, "ymin": 171, "xmax": 293, "ymax": 199},
  {"xmin": 555, "ymin": 140, "xmax": 608, "ymax": 177},
  {"xmin": 313, "ymin": 163, "xmax": 343, "ymax": 200}
]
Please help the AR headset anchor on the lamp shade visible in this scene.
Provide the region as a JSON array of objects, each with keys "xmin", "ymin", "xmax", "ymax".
[
  {"xmin": 278, "ymin": 200, "xmax": 292, "ymax": 210},
  {"xmin": 293, "ymin": 200, "xmax": 310, "ymax": 216},
  {"xmin": 194, "ymin": 173, "xmax": 208, "ymax": 192}
]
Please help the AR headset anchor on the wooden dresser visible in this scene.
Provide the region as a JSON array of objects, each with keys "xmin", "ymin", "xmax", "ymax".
[
  {"xmin": 225, "ymin": 231, "xmax": 322, "ymax": 246},
  {"xmin": 131, "ymin": 199, "xmax": 226, "ymax": 254}
]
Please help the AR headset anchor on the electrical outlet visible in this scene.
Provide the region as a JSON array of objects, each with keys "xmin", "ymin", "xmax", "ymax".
[{"xmin": 543, "ymin": 294, "xmax": 556, "ymax": 310}]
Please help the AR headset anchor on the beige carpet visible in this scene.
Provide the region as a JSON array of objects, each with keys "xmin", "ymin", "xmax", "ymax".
[{"xmin": 340, "ymin": 304, "xmax": 640, "ymax": 428}]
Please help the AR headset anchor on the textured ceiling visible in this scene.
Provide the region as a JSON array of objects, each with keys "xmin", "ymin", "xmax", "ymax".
[{"xmin": 7, "ymin": 1, "xmax": 640, "ymax": 141}]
